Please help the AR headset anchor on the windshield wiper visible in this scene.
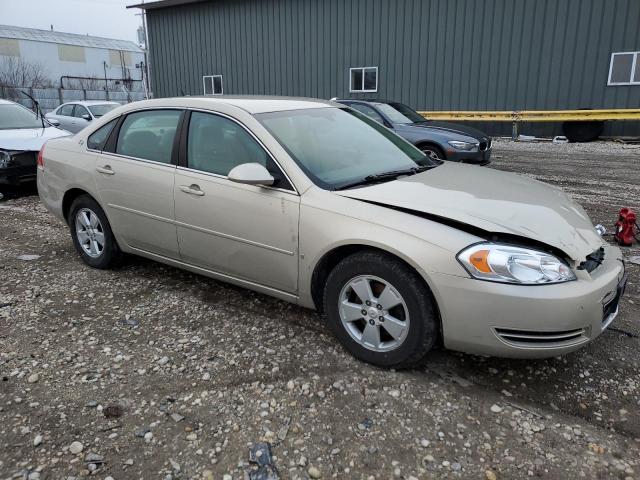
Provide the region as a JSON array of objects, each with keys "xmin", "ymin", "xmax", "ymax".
[
  {"xmin": 335, "ymin": 165, "xmax": 432, "ymax": 190},
  {"xmin": 20, "ymin": 90, "xmax": 46, "ymax": 129}
]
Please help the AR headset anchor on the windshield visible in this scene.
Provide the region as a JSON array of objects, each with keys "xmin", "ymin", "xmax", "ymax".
[
  {"xmin": 0, "ymin": 103, "xmax": 44, "ymax": 129},
  {"xmin": 257, "ymin": 107, "xmax": 436, "ymax": 189},
  {"xmin": 88, "ymin": 103, "xmax": 118, "ymax": 117},
  {"xmin": 375, "ymin": 102, "xmax": 426, "ymax": 124}
]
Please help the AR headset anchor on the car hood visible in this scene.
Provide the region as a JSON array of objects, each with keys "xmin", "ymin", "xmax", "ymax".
[
  {"xmin": 0, "ymin": 127, "xmax": 71, "ymax": 151},
  {"xmin": 407, "ymin": 121, "xmax": 489, "ymax": 140},
  {"xmin": 336, "ymin": 163, "xmax": 603, "ymax": 261}
]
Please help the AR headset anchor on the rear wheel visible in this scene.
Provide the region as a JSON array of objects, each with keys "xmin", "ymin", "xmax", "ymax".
[
  {"xmin": 323, "ymin": 250, "xmax": 438, "ymax": 368},
  {"xmin": 68, "ymin": 195, "xmax": 122, "ymax": 269}
]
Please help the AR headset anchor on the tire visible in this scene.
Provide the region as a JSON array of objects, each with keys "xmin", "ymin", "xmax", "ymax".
[
  {"xmin": 323, "ymin": 250, "xmax": 438, "ymax": 368},
  {"xmin": 68, "ymin": 195, "xmax": 122, "ymax": 269},
  {"xmin": 562, "ymin": 117, "xmax": 604, "ymax": 142},
  {"xmin": 418, "ymin": 143, "xmax": 446, "ymax": 161}
]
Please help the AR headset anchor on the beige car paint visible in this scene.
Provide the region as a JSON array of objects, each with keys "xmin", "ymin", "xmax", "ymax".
[
  {"xmin": 173, "ymin": 167, "xmax": 301, "ymax": 293},
  {"xmin": 37, "ymin": 96, "xmax": 625, "ymax": 358},
  {"xmin": 94, "ymin": 153, "xmax": 179, "ymax": 259},
  {"xmin": 337, "ymin": 163, "xmax": 604, "ymax": 262}
]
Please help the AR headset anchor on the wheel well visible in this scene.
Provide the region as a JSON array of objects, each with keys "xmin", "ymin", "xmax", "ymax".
[
  {"xmin": 415, "ymin": 141, "xmax": 446, "ymax": 158},
  {"xmin": 311, "ymin": 245, "xmax": 433, "ymax": 309},
  {"xmin": 311, "ymin": 244, "xmax": 443, "ymax": 344},
  {"xmin": 62, "ymin": 188, "xmax": 91, "ymax": 223}
]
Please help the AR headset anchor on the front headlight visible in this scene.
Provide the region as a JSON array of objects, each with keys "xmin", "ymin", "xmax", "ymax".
[
  {"xmin": 0, "ymin": 150, "xmax": 11, "ymax": 168},
  {"xmin": 457, "ymin": 243, "xmax": 576, "ymax": 284},
  {"xmin": 448, "ymin": 140, "xmax": 478, "ymax": 151}
]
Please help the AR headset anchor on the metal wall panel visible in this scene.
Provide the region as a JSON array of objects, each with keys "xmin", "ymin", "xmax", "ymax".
[{"xmin": 146, "ymin": 0, "xmax": 640, "ymax": 136}]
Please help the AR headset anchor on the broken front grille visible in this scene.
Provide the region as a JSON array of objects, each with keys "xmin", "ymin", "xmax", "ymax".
[{"xmin": 579, "ymin": 247, "xmax": 605, "ymax": 273}]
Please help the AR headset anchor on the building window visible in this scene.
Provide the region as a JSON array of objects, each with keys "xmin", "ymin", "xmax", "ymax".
[
  {"xmin": 109, "ymin": 50, "xmax": 133, "ymax": 67},
  {"xmin": 350, "ymin": 67, "xmax": 378, "ymax": 93},
  {"xmin": 608, "ymin": 52, "xmax": 640, "ymax": 85},
  {"xmin": 58, "ymin": 44, "xmax": 86, "ymax": 63},
  {"xmin": 0, "ymin": 38, "xmax": 20, "ymax": 57},
  {"xmin": 203, "ymin": 75, "xmax": 223, "ymax": 95}
]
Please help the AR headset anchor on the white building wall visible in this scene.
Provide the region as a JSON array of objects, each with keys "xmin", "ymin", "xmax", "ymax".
[{"xmin": 1, "ymin": 38, "xmax": 145, "ymax": 88}]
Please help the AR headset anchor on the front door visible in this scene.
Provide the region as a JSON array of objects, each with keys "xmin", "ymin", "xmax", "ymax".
[
  {"xmin": 93, "ymin": 108, "xmax": 182, "ymax": 259},
  {"xmin": 174, "ymin": 111, "xmax": 300, "ymax": 293}
]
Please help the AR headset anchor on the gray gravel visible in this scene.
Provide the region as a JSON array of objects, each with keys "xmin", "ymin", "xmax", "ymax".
[{"xmin": 0, "ymin": 141, "xmax": 638, "ymax": 479}]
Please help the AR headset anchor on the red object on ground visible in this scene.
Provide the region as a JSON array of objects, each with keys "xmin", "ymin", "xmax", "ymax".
[{"xmin": 614, "ymin": 208, "xmax": 637, "ymax": 246}]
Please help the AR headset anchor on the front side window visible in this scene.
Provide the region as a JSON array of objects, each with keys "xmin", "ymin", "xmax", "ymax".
[
  {"xmin": 87, "ymin": 119, "xmax": 117, "ymax": 150},
  {"xmin": 73, "ymin": 105, "xmax": 90, "ymax": 118},
  {"xmin": 203, "ymin": 75, "xmax": 223, "ymax": 95},
  {"xmin": 58, "ymin": 104, "xmax": 74, "ymax": 116},
  {"xmin": 608, "ymin": 52, "xmax": 640, "ymax": 85},
  {"xmin": 187, "ymin": 111, "xmax": 289, "ymax": 189},
  {"xmin": 257, "ymin": 107, "xmax": 435, "ymax": 190},
  {"xmin": 347, "ymin": 103, "xmax": 385, "ymax": 125},
  {"xmin": 375, "ymin": 102, "xmax": 426, "ymax": 124},
  {"xmin": 116, "ymin": 109, "xmax": 181, "ymax": 163},
  {"xmin": 350, "ymin": 67, "xmax": 378, "ymax": 92}
]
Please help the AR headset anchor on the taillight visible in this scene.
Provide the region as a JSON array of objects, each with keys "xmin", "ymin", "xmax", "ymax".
[{"xmin": 37, "ymin": 144, "xmax": 45, "ymax": 170}]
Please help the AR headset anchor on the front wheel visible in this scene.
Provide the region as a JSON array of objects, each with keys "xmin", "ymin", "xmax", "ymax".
[
  {"xmin": 419, "ymin": 144, "xmax": 446, "ymax": 161},
  {"xmin": 68, "ymin": 195, "xmax": 122, "ymax": 269},
  {"xmin": 323, "ymin": 251, "xmax": 438, "ymax": 368}
]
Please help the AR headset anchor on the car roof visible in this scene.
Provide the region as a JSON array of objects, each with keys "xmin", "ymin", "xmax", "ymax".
[
  {"xmin": 336, "ymin": 98, "xmax": 397, "ymax": 105},
  {"xmin": 0, "ymin": 99, "xmax": 18, "ymax": 105},
  {"xmin": 114, "ymin": 96, "xmax": 338, "ymax": 115},
  {"xmin": 62, "ymin": 101, "xmax": 121, "ymax": 106}
]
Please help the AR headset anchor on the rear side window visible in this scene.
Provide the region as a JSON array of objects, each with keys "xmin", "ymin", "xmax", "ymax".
[
  {"xmin": 58, "ymin": 104, "xmax": 74, "ymax": 116},
  {"xmin": 116, "ymin": 110, "xmax": 181, "ymax": 163},
  {"xmin": 87, "ymin": 119, "xmax": 117, "ymax": 151}
]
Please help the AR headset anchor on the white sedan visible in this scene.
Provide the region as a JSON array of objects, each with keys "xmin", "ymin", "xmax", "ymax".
[{"xmin": 45, "ymin": 101, "xmax": 120, "ymax": 133}]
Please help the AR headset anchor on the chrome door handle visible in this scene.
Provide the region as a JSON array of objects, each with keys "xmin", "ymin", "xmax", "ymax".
[
  {"xmin": 96, "ymin": 165, "xmax": 114, "ymax": 175},
  {"xmin": 179, "ymin": 184, "xmax": 205, "ymax": 196}
]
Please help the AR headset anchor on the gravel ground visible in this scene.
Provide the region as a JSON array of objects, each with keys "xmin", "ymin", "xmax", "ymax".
[{"xmin": 1, "ymin": 141, "xmax": 639, "ymax": 480}]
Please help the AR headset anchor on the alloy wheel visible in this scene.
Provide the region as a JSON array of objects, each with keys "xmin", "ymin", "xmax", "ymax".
[
  {"xmin": 421, "ymin": 147, "xmax": 442, "ymax": 160},
  {"xmin": 338, "ymin": 275, "xmax": 410, "ymax": 352},
  {"xmin": 75, "ymin": 208, "xmax": 105, "ymax": 258}
]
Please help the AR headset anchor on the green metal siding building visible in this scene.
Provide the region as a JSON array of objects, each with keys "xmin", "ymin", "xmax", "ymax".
[{"xmin": 134, "ymin": 0, "xmax": 640, "ymax": 136}]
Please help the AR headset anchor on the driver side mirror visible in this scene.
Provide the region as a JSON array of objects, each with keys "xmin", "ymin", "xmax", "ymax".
[
  {"xmin": 227, "ymin": 163, "xmax": 274, "ymax": 186},
  {"xmin": 81, "ymin": 114, "xmax": 91, "ymax": 121},
  {"xmin": 47, "ymin": 118, "xmax": 60, "ymax": 126}
]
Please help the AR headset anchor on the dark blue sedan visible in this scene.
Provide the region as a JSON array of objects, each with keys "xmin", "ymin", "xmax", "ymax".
[{"xmin": 335, "ymin": 99, "xmax": 492, "ymax": 165}]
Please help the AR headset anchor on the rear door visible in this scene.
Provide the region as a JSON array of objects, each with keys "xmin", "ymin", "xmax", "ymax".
[
  {"xmin": 93, "ymin": 108, "xmax": 183, "ymax": 259},
  {"xmin": 173, "ymin": 110, "xmax": 300, "ymax": 293}
]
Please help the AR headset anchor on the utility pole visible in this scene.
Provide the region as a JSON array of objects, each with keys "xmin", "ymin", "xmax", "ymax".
[{"xmin": 135, "ymin": 1, "xmax": 152, "ymax": 98}]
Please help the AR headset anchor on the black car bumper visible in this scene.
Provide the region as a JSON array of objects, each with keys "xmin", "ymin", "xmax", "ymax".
[
  {"xmin": 0, "ymin": 151, "xmax": 37, "ymax": 187},
  {"xmin": 446, "ymin": 146, "xmax": 492, "ymax": 165}
]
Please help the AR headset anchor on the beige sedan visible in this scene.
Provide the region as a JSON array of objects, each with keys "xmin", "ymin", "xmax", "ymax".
[{"xmin": 37, "ymin": 97, "xmax": 627, "ymax": 367}]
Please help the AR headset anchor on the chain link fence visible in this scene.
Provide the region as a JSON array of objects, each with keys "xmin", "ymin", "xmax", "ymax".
[{"xmin": 1, "ymin": 85, "xmax": 150, "ymax": 113}]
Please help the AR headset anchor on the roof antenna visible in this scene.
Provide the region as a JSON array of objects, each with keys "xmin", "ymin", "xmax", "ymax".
[{"xmin": 50, "ymin": 24, "xmax": 53, "ymax": 31}]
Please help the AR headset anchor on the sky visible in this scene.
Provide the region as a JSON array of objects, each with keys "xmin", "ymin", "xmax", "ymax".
[{"xmin": 0, "ymin": 0, "xmax": 143, "ymax": 43}]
